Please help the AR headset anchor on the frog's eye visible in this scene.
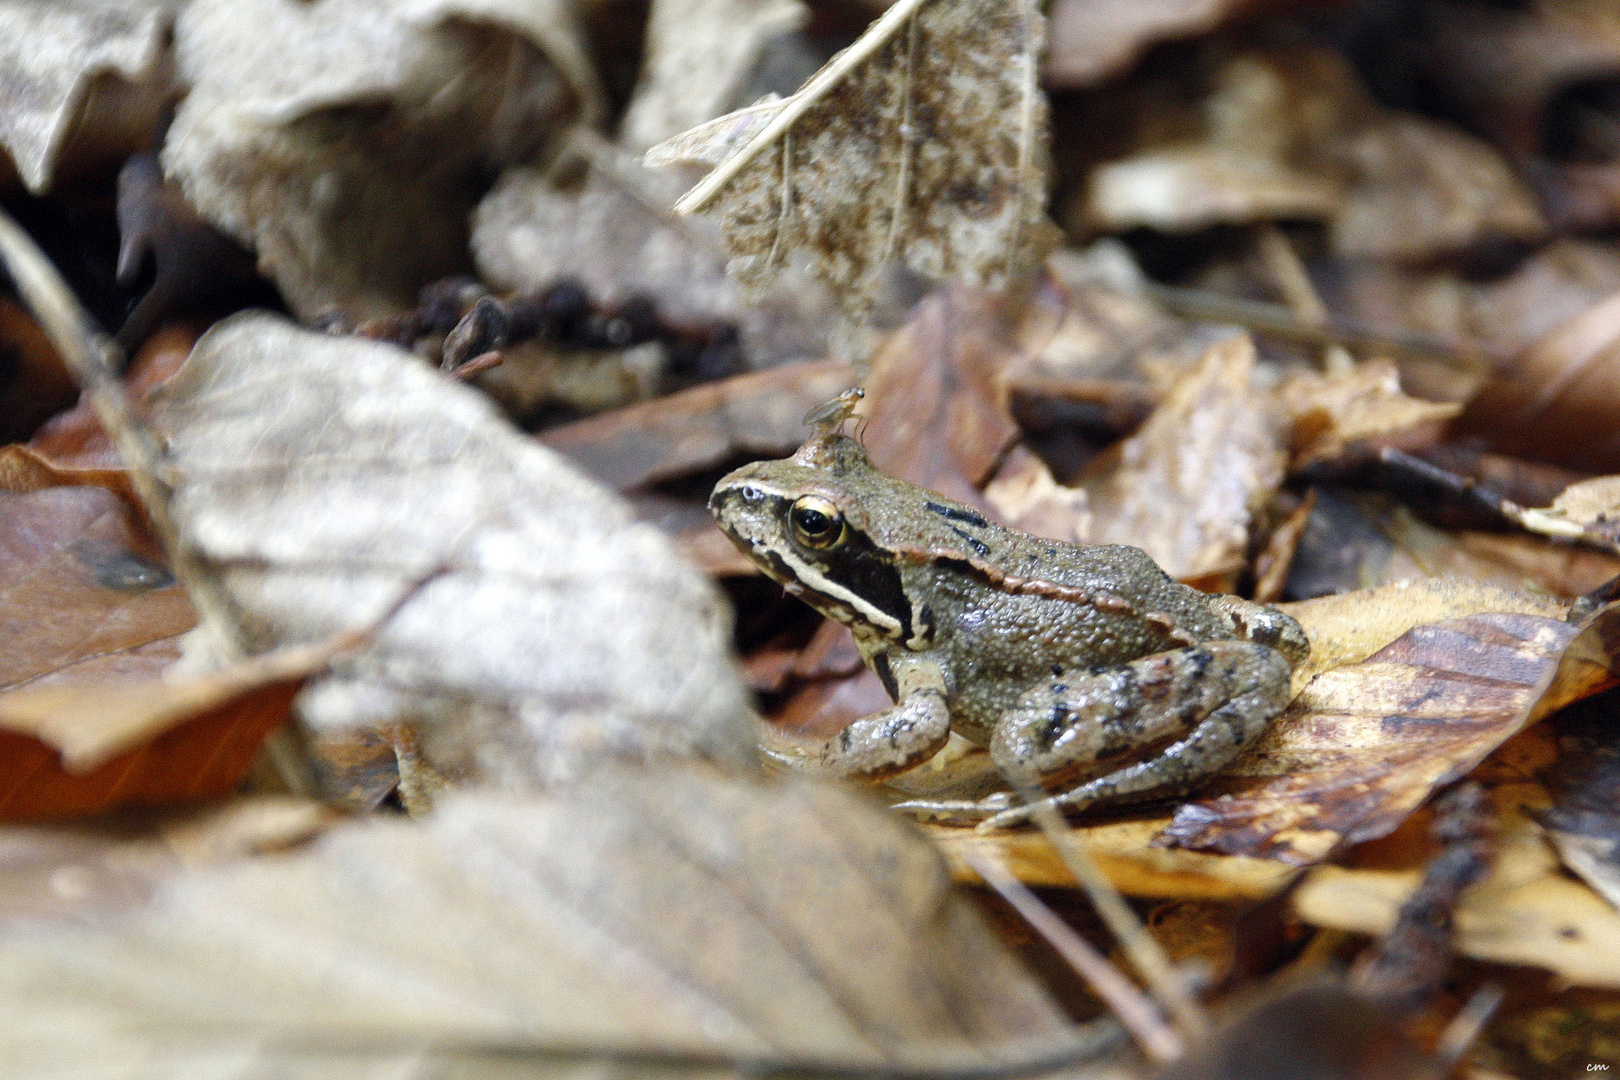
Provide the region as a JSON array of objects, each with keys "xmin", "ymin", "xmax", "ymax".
[{"xmin": 790, "ymin": 495, "xmax": 845, "ymax": 549}]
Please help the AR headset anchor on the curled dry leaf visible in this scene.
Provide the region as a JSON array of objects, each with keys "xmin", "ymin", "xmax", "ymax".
[
  {"xmin": 1453, "ymin": 290, "xmax": 1620, "ymax": 472},
  {"xmin": 165, "ymin": 0, "xmax": 601, "ymax": 319},
  {"xmin": 0, "ymin": 773, "xmax": 1092, "ymax": 1077},
  {"xmin": 0, "ymin": 0, "xmax": 176, "ymax": 194},
  {"xmin": 1295, "ymin": 794, "xmax": 1620, "ymax": 989},
  {"xmin": 1279, "ymin": 360, "xmax": 1462, "ymax": 470},
  {"xmin": 1161, "ymin": 602, "xmax": 1620, "ymax": 864},
  {"xmin": 651, "ymin": 0, "xmax": 1056, "ymax": 320},
  {"xmin": 987, "ymin": 333, "xmax": 1286, "ymax": 585},
  {"xmin": 148, "ymin": 314, "xmax": 754, "ymax": 792}
]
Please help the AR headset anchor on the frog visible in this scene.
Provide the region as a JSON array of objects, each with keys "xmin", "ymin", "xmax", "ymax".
[{"xmin": 709, "ymin": 430, "xmax": 1309, "ymax": 831}]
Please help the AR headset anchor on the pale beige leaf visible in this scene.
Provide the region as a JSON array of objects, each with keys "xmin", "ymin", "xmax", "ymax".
[
  {"xmin": 620, "ymin": 0, "xmax": 806, "ymax": 153},
  {"xmin": 653, "ymin": 0, "xmax": 1056, "ymax": 318},
  {"xmin": 0, "ymin": 0, "xmax": 175, "ymax": 194},
  {"xmin": 1295, "ymin": 801, "xmax": 1620, "ymax": 988},
  {"xmin": 149, "ymin": 313, "xmax": 754, "ymax": 792},
  {"xmin": 164, "ymin": 0, "xmax": 601, "ymax": 318},
  {"xmin": 0, "ymin": 774, "xmax": 1090, "ymax": 1077}
]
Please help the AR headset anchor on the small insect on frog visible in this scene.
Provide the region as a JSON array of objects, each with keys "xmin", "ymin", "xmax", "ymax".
[{"xmin": 709, "ymin": 413, "xmax": 1308, "ymax": 830}]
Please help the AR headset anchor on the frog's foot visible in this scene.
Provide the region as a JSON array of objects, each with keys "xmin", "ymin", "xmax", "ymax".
[
  {"xmin": 889, "ymin": 792, "xmax": 1016, "ymax": 824},
  {"xmin": 978, "ymin": 641, "xmax": 1292, "ymax": 832}
]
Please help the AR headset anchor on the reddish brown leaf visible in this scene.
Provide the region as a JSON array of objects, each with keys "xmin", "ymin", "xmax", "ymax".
[
  {"xmin": 541, "ymin": 357, "xmax": 853, "ymax": 491},
  {"xmin": 0, "ymin": 297, "xmax": 74, "ymax": 444},
  {"xmin": 0, "ymin": 680, "xmax": 296, "ymax": 821},
  {"xmin": 1161, "ymin": 605, "xmax": 1620, "ymax": 864},
  {"xmin": 860, "ymin": 284, "xmax": 1024, "ymax": 508},
  {"xmin": 0, "ymin": 486, "xmax": 193, "ymax": 691}
]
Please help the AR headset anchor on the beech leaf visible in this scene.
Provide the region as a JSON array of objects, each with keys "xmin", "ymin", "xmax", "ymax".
[
  {"xmin": 650, "ymin": 0, "xmax": 1057, "ymax": 318},
  {"xmin": 0, "ymin": 771, "xmax": 1092, "ymax": 1077}
]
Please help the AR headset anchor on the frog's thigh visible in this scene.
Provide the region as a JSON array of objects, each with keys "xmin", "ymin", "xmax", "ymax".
[
  {"xmin": 818, "ymin": 654, "xmax": 951, "ymax": 781},
  {"xmin": 990, "ymin": 640, "xmax": 1291, "ymax": 804}
]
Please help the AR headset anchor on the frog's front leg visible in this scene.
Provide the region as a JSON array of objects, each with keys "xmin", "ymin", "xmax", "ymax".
[{"xmin": 818, "ymin": 653, "xmax": 953, "ymax": 779}]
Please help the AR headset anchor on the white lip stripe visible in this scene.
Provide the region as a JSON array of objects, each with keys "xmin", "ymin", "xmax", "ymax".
[{"xmin": 771, "ymin": 545, "xmax": 905, "ymax": 639}]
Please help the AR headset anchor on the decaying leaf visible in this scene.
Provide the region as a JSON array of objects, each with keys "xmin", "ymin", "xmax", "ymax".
[
  {"xmin": 164, "ymin": 0, "xmax": 601, "ymax": 318},
  {"xmin": 148, "ymin": 313, "xmax": 754, "ymax": 792},
  {"xmin": 651, "ymin": 0, "xmax": 1056, "ymax": 319},
  {"xmin": 0, "ymin": 486, "xmax": 193, "ymax": 693},
  {"xmin": 0, "ymin": 298, "xmax": 74, "ymax": 444},
  {"xmin": 0, "ymin": 772, "xmax": 1095, "ymax": 1077},
  {"xmin": 1541, "ymin": 694, "xmax": 1620, "ymax": 914},
  {"xmin": 1162, "ymin": 603, "xmax": 1620, "ymax": 864},
  {"xmin": 1295, "ymin": 793, "xmax": 1620, "ymax": 989},
  {"xmin": 0, "ymin": 0, "xmax": 176, "ymax": 194}
]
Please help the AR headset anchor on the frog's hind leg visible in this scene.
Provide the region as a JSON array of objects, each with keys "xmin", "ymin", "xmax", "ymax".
[
  {"xmin": 977, "ymin": 640, "xmax": 1291, "ymax": 830},
  {"xmin": 892, "ymin": 641, "xmax": 1290, "ymax": 829}
]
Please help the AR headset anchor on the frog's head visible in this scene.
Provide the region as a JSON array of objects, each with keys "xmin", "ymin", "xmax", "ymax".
[{"xmin": 709, "ymin": 434, "xmax": 932, "ymax": 648}]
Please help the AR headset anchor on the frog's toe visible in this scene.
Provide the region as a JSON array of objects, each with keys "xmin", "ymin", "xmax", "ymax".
[{"xmin": 890, "ymin": 792, "xmax": 1015, "ymax": 823}]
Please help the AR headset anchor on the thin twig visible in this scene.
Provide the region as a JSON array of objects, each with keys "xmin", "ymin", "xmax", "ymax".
[
  {"xmin": 1144, "ymin": 282, "xmax": 1493, "ymax": 373},
  {"xmin": 674, "ymin": 0, "xmax": 933, "ymax": 214},
  {"xmin": 1019, "ymin": 789, "xmax": 1212, "ymax": 1046},
  {"xmin": 1256, "ymin": 224, "xmax": 1352, "ymax": 376},
  {"xmin": 1434, "ymin": 983, "xmax": 1504, "ymax": 1072},
  {"xmin": 958, "ymin": 846, "xmax": 1182, "ymax": 1064},
  {"xmin": 0, "ymin": 204, "xmax": 245, "ymax": 662}
]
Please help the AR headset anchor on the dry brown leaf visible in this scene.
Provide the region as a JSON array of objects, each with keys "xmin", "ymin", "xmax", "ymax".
[
  {"xmin": 0, "ymin": 0, "xmax": 176, "ymax": 194},
  {"xmin": 1280, "ymin": 361, "xmax": 1462, "ymax": 470},
  {"xmin": 0, "ymin": 773, "xmax": 1092, "ymax": 1077},
  {"xmin": 164, "ymin": 0, "xmax": 601, "ymax": 319},
  {"xmin": 0, "ymin": 486, "xmax": 193, "ymax": 692},
  {"xmin": 149, "ymin": 313, "xmax": 754, "ymax": 792},
  {"xmin": 1160, "ymin": 603, "xmax": 1620, "ymax": 864},
  {"xmin": 1454, "ymin": 290, "xmax": 1620, "ymax": 472},
  {"xmin": 1295, "ymin": 791, "xmax": 1620, "ymax": 988},
  {"xmin": 858, "ymin": 284, "xmax": 1024, "ymax": 506},
  {"xmin": 987, "ymin": 333, "xmax": 1286, "ymax": 585},
  {"xmin": 1079, "ymin": 45, "xmax": 1543, "ymax": 260},
  {"xmin": 652, "ymin": 0, "xmax": 1056, "ymax": 319},
  {"xmin": 541, "ymin": 357, "xmax": 855, "ymax": 491},
  {"xmin": 1277, "ymin": 577, "xmax": 1567, "ymax": 693},
  {"xmin": 0, "ymin": 678, "xmax": 299, "ymax": 822},
  {"xmin": 8, "ymin": 324, "xmax": 197, "ymax": 503},
  {"xmin": 0, "ymin": 635, "xmax": 347, "ymax": 776}
]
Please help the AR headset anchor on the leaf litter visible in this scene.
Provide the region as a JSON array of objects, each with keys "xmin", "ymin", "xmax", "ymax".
[{"xmin": 13, "ymin": 0, "xmax": 1620, "ymax": 1072}]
